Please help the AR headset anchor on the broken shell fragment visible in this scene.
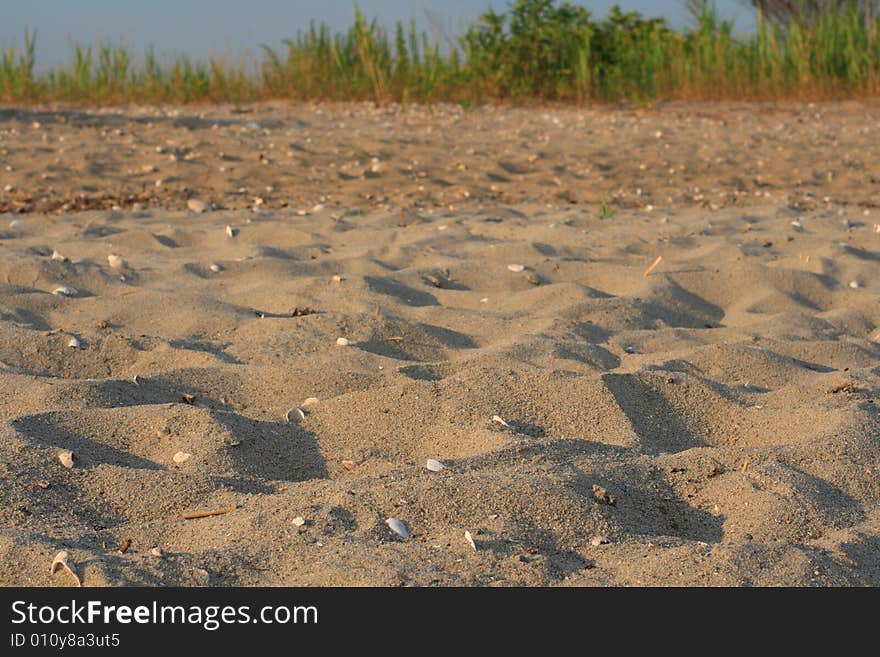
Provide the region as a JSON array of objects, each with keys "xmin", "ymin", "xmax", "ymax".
[
  {"xmin": 107, "ymin": 254, "xmax": 125, "ymax": 269},
  {"xmin": 225, "ymin": 225, "xmax": 237, "ymax": 238},
  {"xmin": 301, "ymin": 397, "xmax": 319, "ymax": 408},
  {"xmin": 426, "ymin": 459, "xmax": 446, "ymax": 472},
  {"xmin": 50, "ymin": 550, "xmax": 81, "ymax": 587},
  {"xmin": 67, "ymin": 336, "xmax": 81, "ymax": 349},
  {"xmin": 286, "ymin": 407, "xmax": 306, "ymax": 423},
  {"xmin": 57, "ymin": 449, "xmax": 75, "ymax": 468},
  {"xmin": 386, "ymin": 518, "xmax": 410, "ymax": 539},
  {"xmin": 150, "ymin": 547, "xmax": 166, "ymax": 558},
  {"xmin": 52, "ymin": 286, "xmax": 76, "ymax": 297},
  {"xmin": 172, "ymin": 451, "xmax": 192, "ymax": 464},
  {"xmin": 341, "ymin": 459, "xmax": 359, "ymax": 471},
  {"xmin": 209, "ymin": 263, "xmax": 222, "ymax": 273},
  {"xmin": 491, "ymin": 415, "xmax": 510, "ymax": 427},
  {"xmin": 507, "ymin": 264, "xmax": 525, "ymax": 272},
  {"xmin": 590, "ymin": 536, "xmax": 610, "ymax": 546},
  {"xmin": 464, "ymin": 530, "xmax": 477, "ymax": 552},
  {"xmin": 336, "ymin": 337, "xmax": 350, "ymax": 346},
  {"xmin": 51, "ymin": 250, "xmax": 68, "ymax": 262},
  {"xmin": 292, "ymin": 516, "xmax": 306, "ymax": 527}
]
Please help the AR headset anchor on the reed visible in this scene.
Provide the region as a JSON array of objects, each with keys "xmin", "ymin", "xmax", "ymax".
[{"xmin": 2, "ymin": 1, "xmax": 879, "ymax": 105}]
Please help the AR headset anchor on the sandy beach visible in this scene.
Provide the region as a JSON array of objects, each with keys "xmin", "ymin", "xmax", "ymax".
[{"xmin": 0, "ymin": 101, "xmax": 878, "ymax": 586}]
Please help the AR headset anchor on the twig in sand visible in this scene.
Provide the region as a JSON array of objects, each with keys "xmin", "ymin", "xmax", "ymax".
[
  {"xmin": 176, "ymin": 508, "xmax": 235, "ymax": 520},
  {"xmin": 643, "ymin": 255, "xmax": 663, "ymax": 278}
]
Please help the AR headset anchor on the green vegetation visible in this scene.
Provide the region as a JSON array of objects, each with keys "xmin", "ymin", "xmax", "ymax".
[{"xmin": 3, "ymin": 0, "xmax": 880, "ymax": 105}]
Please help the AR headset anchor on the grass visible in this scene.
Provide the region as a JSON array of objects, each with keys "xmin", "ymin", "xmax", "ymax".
[{"xmin": 3, "ymin": 1, "xmax": 880, "ymax": 105}]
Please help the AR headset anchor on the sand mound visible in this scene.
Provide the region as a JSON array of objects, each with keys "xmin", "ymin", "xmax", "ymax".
[{"xmin": 1, "ymin": 102, "xmax": 879, "ymax": 586}]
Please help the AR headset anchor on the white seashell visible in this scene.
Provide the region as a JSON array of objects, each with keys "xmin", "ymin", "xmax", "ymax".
[
  {"xmin": 107, "ymin": 254, "xmax": 125, "ymax": 269},
  {"xmin": 292, "ymin": 516, "xmax": 306, "ymax": 527},
  {"xmin": 50, "ymin": 550, "xmax": 81, "ymax": 586},
  {"xmin": 336, "ymin": 337, "xmax": 350, "ymax": 346},
  {"xmin": 57, "ymin": 449, "xmax": 75, "ymax": 468},
  {"xmin": 491, "ymin": 415, "xmax": 509, "ymax": 427},
  {"xmin": 464, "ymin": 530, "xmax": 477, "ymax": 551},
  {"xmin": 225, "ymin": 225, "xmax": 237, "ymax": 238},
  {"xmin": 590, "ymin": 536, "xmax": 610, "ymax": 547},
  {"xmin": 331, "ymin": 274, "xmax": 344, "ymax": 283},
  {"xmin": 150, "ymin": 547, "xmax": 166, "ymax": 558},
  {"xmin": 172, "ymin": 451, "xmax": 192, "ymax": 464},
  {"xmin": 849, "ymin": 281, "xmax": 861, "ymax": 289},
  {"xmin": 209, "ymin": 263, "xmax": 222, "ymax": 273},
  {"xmin": 67, "ymin": 336, "xmax": 81, "ymax": 349},
  {"xmin": 386, "ymin": 517, "xmax": 410, "ymax": 539},
  {"xmin": 426, "ymin": 459, "xmax": 446, "ymax": 472},
  {"xmin": 51, "ymin": 250, "xmax": 68, "ymax": 262},
  {"xmin": 286, "ymin": 407, "xmax": 306, "ymax": 423},
  {"xmin": 301, "ymin": 397, "xmax": 319, "ymax": 408},
  {"xmin": 52, "ymin": 286, "xmax": 76, "ymax": 297},
  {"xmin": 187, "ymin": 199, "xmax": 208, "ymax": 213},
  {"xmin": 507, "ymin": 264, "xmax": 525, "ymax": 272},
  {"xmin": 9, "ymin": 219, "xmax": 23, "ymax": 229}
]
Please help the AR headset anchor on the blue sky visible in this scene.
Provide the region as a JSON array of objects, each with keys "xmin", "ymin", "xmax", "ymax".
[{"xmin": 3, "ymin": 1, "xmax": 756, "ymax": 68}]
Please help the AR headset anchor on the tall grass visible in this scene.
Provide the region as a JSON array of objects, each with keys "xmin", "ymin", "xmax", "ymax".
[{"xmin": 2, "ymin": 0, "xmax": 880, "ymax": 105}]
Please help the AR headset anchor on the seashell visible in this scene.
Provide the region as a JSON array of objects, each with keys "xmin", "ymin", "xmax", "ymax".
[
  {"xmin": 209, "ymin": 263, "xmax": 222, "ymax": 273},
  {"xmin": 50, "ymin": 550, "xmax": 81, "ymax": 587},
  {"xmin": 187, "ymin": 199, "xmax": 208, "ymax": 213},
  {"xmin": 286, "ymin": 407, "xmax": 306, "ymax": 423},
  {"xmin": 301, "ymin": 397, "xmax": 319, "ymax": 408},
  {"xmin": 507, "ymin": 264, "xmax": 525, "ymax": 272},
  {"xmin": 181, "ymin": 393, "xmax": 195, "ymax": 405},
  {"xmin": 9, "ymin": 219, "xmax": 23, "ymax": 229},
  {"xmin": 292, "ymin": 516, "xmax": 306, "ymax": 527},
  {"xmin": 336, "ymin": 337, "xmax": 350, "ymax": 346},
  {"xmin": 57, "ymin": 449, "xmax": 75, "ymax": 468},
  {"xmin": 590, "ymin": 536, "xmax": 610, "ymax": 547},
  {"xmin": 341, "ymin": 459, "xmax": 359, "ymax": 471},
  {"xmin": 385, "ymin": 517, "xmax": 410, "ymax": 539},
  {"xmin": 491, "ymin": 415, "xmax": 509, "ymax": 427},
  {"xmin": 172, "ymin": 451, "xmax": 192, "ymax": 464},
  {"xmin": 67, "ymin": 336, "xmax": 81, "ymax": 349},
  {"xmin": 150, "ymin": 547, "xmax": 166, "ymax": 558},
  {"xmin": 426, "ymin": 459, "xmax": 446, "ymax": 472},
  {"xmin": 464, "ymin": 530, "xmax": 477, "ymax": 552},
  {"xmin": 107, "ymin": 254, "xmax": 125, "ymax": 269},
  {"xmin": 51, "ymin": 250, "xmax": 68, "ymax": 262},
  {"xmin": 849, "ymin": 281, "xmax": 861, "ymax": 289},
  {"xmin": 225, "ymin": 225, "xmax": 237, "ymax": 238},
  {"xmin": 331, "ymin": 274, "xmax": 344, "ymax": 283},
  {"xmin": 52, "ymin": 286, "xmax": 76, "ymax": 297}
]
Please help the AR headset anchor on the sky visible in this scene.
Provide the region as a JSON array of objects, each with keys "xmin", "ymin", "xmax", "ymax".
[{"xmin": 2, "ymin": 1, "xmax": 757, "ymax": 68}]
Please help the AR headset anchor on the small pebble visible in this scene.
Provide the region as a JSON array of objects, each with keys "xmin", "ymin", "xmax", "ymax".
[
  {"xmin": 292, "ymin": 517, "xmax": 306, "ymax": 527},
  {"xmin": 150, "ymin": 547, "xmax": 166, "ymax": 558},
  {"xmin": 590, "ymin": 536, "xmax": 610, "ymax": 547},
  {"xmin": 336, "ymin": 337, "xmax": 350, "ymax": 346},
  {"xmin": 301, "ymin": 397, "xmax": 319, "ymax": 408},
  {"xmin": 51, "ymin": 250, "xmax": 68, "ymax": 262},
  {"xmin": 849, "ymin": 281, "xmax": 861, "ymax": 289},
  {"xmin": 107, "ymin": 254, "xmax": 125, "ymax": 269},
  {"xmin": 209, "ymin": 263, "xmax": 222, "ymax": 273}
]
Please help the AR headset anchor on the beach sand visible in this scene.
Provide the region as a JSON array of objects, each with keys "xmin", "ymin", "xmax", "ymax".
[{"xmin": 0, "ymin": 101, "xmax": 878, "ymax": 586}]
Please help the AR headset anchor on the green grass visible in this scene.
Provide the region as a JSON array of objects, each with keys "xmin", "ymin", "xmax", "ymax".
[{"xmin": 3, "ymin": 1, "xmax": 880, "ymax": 105}]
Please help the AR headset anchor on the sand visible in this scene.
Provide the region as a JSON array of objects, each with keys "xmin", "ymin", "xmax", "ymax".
[{"xmin": 0, "ymin": 101, "xmax": 878, "ymax": 586}]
